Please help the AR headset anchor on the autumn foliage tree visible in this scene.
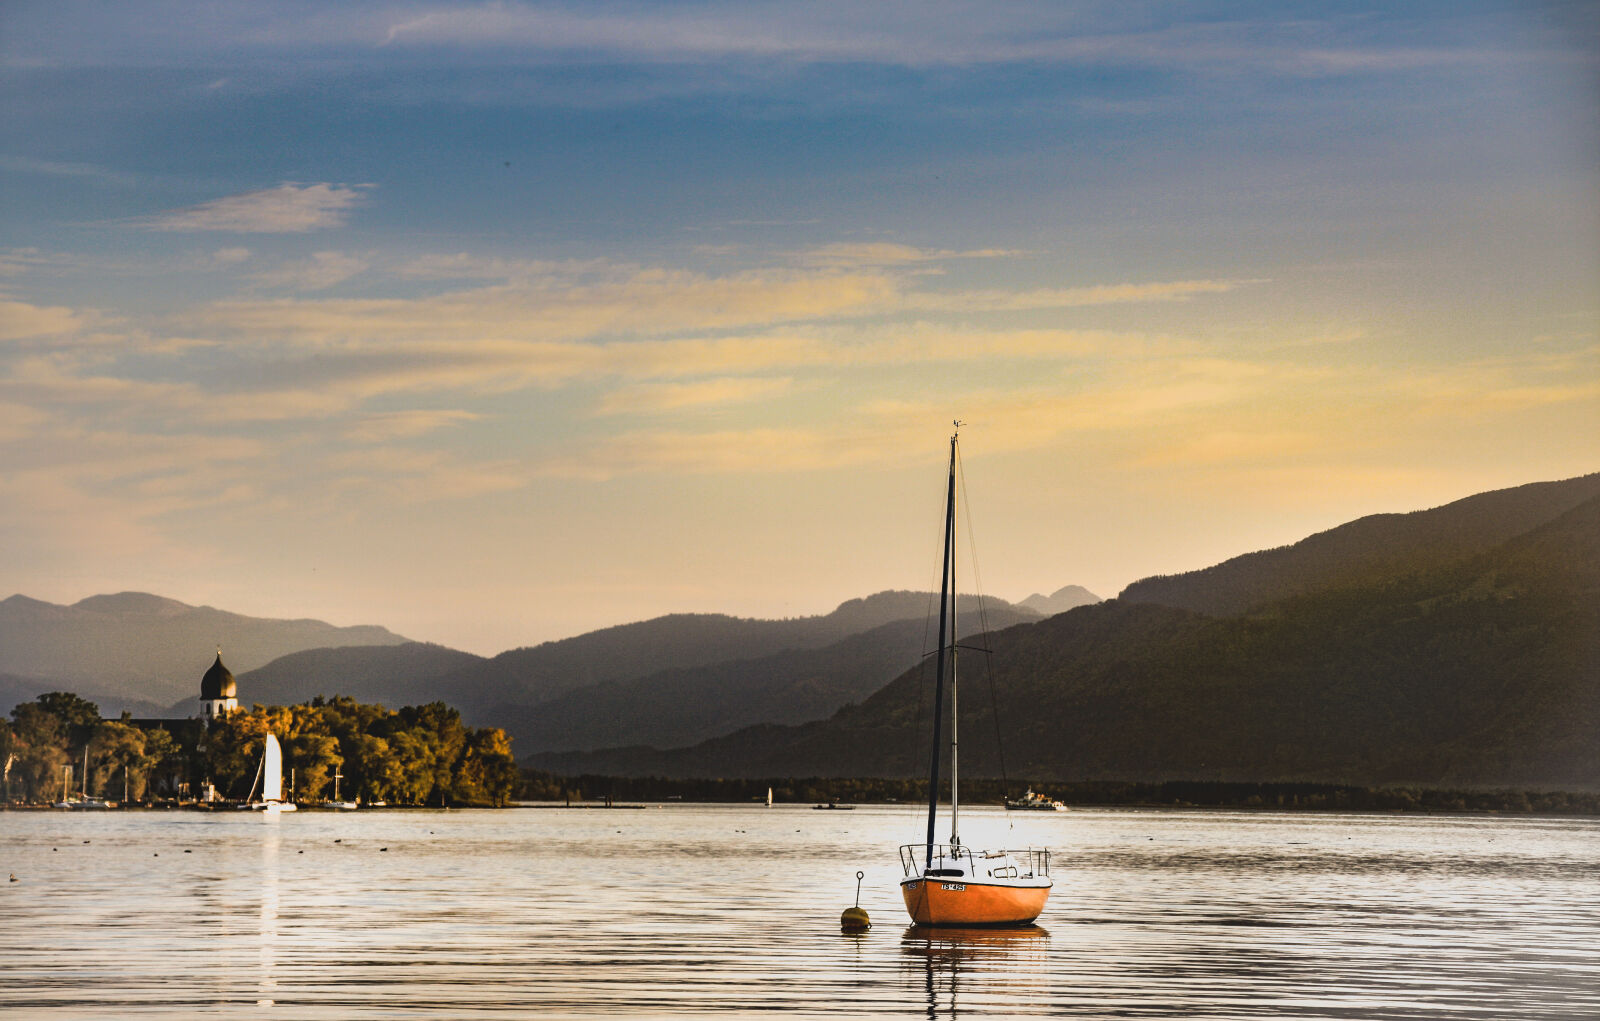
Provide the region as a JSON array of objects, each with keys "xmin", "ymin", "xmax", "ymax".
[
  {"xmin": 203, "ymin": 698, "xmax": 517, "ymax": 807},
  {"xmin": 5, "ymin": 693, "xmax": 516, "ymax": 807}
]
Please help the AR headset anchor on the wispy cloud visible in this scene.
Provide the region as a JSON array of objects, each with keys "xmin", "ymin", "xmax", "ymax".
[
  {"xmin": 8, "ymin": 4, "xmax": 1542, "ymax": 87},
  {"xmin": 797, "ymin": 243, "xmax": 1024, "ymax": 268},
  {"xmin": 0, "ymin": 300, "xmax": 88, "ymax": 340},
  {"xmin": 907, "ymin": 279, "xmax": 1256, "ymax": 313},
  {"xmin": 195, "ymin": 266, "xmax": 900, "ymax": 343},
  {"xmin": 365, "ymin": 5, "xmax": 1539, "ymax": 76},
  {"xmin": 132, "ymin": 183, "xmax": 370, "ymax": 233},
  {"xmin": 539, "ymin": 427, "xmax": 873, "ymax": 479},
  {"xmin": 252, "ymin": 251, "xmax": 371, "ymax": 291},
  {"xmin": 344, "ymin": 409, "xmax": 480, "ymax": 443},
  {"xmin": 0, "ymin": 401, "xmax": 47, "ymax": 442},
  {"xmin": 194, "ymin": 261, "xmax": 1246, "ymax": 358},
  {"xmin": 319, "ymin": 446, "xmax": 526, "ymax": 502},
  {"xmin": 596, "ymin": 376, "xmax": 792, "ymax": 415},
  {"xmin": 396, "ymin": 253, "xmax": 617, "ymax": 281},
  {"xmin": 0, "ymin": 155, "xmax": 139, "ymax": 187}
]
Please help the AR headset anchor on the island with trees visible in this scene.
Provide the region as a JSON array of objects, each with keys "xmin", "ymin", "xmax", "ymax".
[{"xmin": 2, "ymin": 692, "xmax": 518, "ymax": 808}]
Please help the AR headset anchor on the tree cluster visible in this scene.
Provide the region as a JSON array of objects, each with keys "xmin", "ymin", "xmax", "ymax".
[
  {"xmin": 206, "ymin": 697, "xmax": 517, "ymax": 807},
  {"xmin": 3, "ymin": 692, "xmax": 181, "ymax": 803},
  {"xmin": 3, "ymin": 692, "xmax": 517, "ymax": 808}
]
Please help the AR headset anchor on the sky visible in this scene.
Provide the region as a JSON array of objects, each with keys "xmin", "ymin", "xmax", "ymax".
[{"xmin": 2, "ymin": 1, "xmax": 1596, "ymax": 655}]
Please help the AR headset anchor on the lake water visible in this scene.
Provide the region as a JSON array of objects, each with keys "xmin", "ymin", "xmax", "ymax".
[{"xmin": 1, "ymin": 805, "xmax": 1596, "ymax": 1019}]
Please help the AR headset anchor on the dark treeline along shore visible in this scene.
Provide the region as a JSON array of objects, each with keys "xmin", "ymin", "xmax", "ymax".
[
  {"xmin": 3, "ymin": 692, "xmax": 518, "ymax": 808},
  {"xmin": 522, "ymin": 772, "xmax": 1600, "ymax": 816}
]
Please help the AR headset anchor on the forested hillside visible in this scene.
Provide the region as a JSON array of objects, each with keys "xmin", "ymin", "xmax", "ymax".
[
  {"xmin": 217, "ymin": 643, "xmax": 485, "ymax": 713},
  {"xmin": 434, "ymin": 591, "xmax": 1038, "ymax": 717},
  {"xmin": 528, "ymin": 492, "xmax": 1600, "ymax": 790},
  {"xmin": 1120, "ymin": 472, "xmax": 1600, "ymax": 616},
  {"xmin": 499, "ymin": 604, "xmax": 1038, "ymax": 753}
]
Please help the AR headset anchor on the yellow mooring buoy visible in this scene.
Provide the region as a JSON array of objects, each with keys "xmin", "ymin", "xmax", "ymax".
[{"xmin": 841, "ymin": 870, "xmax": 870, "ymax": 931}]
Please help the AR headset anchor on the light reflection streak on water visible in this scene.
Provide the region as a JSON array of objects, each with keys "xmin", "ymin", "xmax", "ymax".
[{"xmin": 0, "ymin": 806, "xmax": 1596, "ymax": 1018}]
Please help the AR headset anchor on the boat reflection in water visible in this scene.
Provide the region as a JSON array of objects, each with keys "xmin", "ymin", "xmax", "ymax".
[{"xmin": 902, "ymin": 924, "xmax": 1052, "ymax": 1017}]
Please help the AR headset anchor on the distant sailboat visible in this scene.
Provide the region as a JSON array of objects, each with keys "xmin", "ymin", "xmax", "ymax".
[
  {"xmin": 898, "ymin": 425, "xmax": 1052, "ymax": 925},
  {"xmin": 55, "ymin": 747, "xmax": 112, "ymax": 809},
  {"xmin": 766, "ymin": 787, "xmax": 773, "ymax": 808},
  {"xmin": 52, "ymin": 764, "xmax": 73, "ymax": 809},
  {"xmin": 328, "ymin": 769, "xmax": 358, "ymax": 810},
  {"xmin": 240, "ymin": 734, "xmax": 298, "ymax": 813}
]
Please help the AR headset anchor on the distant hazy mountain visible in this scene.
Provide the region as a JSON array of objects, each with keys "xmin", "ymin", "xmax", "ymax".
[
  {"xmin": 1120, "ymin": 472, "xmax": 1600, "ymax": 616},
  {"xmin": 207, "ymin": 643, "xmax": 486, "ymax": 713},
  {"xmin": 0, "ymin": 592, "xmax": 410, "ymax": 707},
  {"xmin": 2, "ymin": 588, "xmax": 1041, "ymax": 745},
  {"xmin": 0, "ymin": 672, "xmax": 174, "ymax": 721},
  {"xmin": 215, "ymin": 591, "xmax": 1038, "ymax": 747},
  {"xmin": 528, "ymin": 485, "xmax": 1600, "ymax": 791},
  {"xmin": 1018, "ymin": 585, "xmax": 1101, "ymax": 617},
  {"xmin": 436, "ymin": 591, "xmax": 1041, "ymax": 718},
  {"xmin": 499, "ymin": 604, "xmax": 1040, "ymax": 754}
]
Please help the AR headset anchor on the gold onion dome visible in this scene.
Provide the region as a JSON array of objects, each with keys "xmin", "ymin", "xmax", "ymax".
[{"xmin": 200, "ymin": 653, "xmax": 237, "ymax": 700}]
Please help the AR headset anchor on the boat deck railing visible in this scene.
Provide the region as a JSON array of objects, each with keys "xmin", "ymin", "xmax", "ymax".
[{"xmin": 899, "ymin": 843, "xmax": 1050, "ymax": 880}]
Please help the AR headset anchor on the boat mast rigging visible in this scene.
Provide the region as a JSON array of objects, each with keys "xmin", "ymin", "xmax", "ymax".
[
  {"xmin": 898, "ymin": 422, "xmax": 1053, "ymax": 927},
  {"xmin": 924, "ymin": 422, "xmax": 964, "ymax": 869}
]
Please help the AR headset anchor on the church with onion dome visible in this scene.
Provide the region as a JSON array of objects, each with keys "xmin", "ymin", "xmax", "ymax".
[{"xmin": 198, "ymin": 652, "xmax": 239, "ymax": 720}]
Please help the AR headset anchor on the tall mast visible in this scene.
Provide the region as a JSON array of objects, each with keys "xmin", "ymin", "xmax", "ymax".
[
  {"xmin": 924, "ymin": 426, "xmax": 959, "ymax": 870},
  {"xmin": 949, "ymin": 432, "xmax": 960, "ymax": 849}
]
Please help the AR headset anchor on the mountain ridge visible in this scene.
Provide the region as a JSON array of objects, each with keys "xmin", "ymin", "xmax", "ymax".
[
  {"xmin": 1119, "ymin": 472, "xmax": 1600, "ymax": 616},
  {"xmin": 0, "ymin": 592, "xmax": 411, "ymax": 706},
  {"xmin": 526, "ymin": 484, "xmax": 1600, "ymax": 790},
  {"xmin": 1019, "ymin": 585, "xmax": 1101, "ymax": 616},
  {"xmin": 497, "ymin": 604, "xmax": 1040, "ymax": 754},
  {"xmin": 432, "ymin": 590, "xmax": 1043, "ymax": 718}
]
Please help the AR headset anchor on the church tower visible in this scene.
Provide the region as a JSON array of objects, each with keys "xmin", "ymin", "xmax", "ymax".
[{"xmin": 199, "ymin": 652, "xmax": 238, "ymax": 720}]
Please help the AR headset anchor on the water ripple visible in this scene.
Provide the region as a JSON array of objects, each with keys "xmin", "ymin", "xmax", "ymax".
[{"xmin": 2, "ymin": 806, "xmax": 1596, "ymax": 1018}]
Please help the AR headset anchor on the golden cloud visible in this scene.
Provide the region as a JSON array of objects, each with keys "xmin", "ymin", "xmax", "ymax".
[
  {"xmin": 0, "ymin": 299, "xmax": 86, "ymax": 340},
  {"xmin": 596, "ymin": 377, "xmax": 794, "ymax": 415},
  {"xmin": 134, "ymin": 183, "xmax": 370, "ymax": 233}
]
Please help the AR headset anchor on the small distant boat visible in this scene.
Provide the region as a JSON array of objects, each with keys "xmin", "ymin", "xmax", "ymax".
[
  {"xmin": 54, "ymin": 749, "xmax": 115, "ymax": 809},
  {"xmin": 239, "ymin": 733, "xmax": 298, "ymax": 813},
  {"xmin": 327, "ymin": 770, "xmax": 358, "ymax": 810},
  {"xmin": 813, "ymin": 802, "xmax": 855, "ymax": 810},
  {"xmin": 52, "ymin": 764, "xmax": 74, "ymax": 809},
  {"xmin": 1005, "ymin": 789, "xmax": 1067, "ymax": 812},
  {"xmin": 766, "ymin": 787, "xmax": 773, "ymax": 808},
  {"xmin": 898, "ymin": 425, "xmax": 1052, "ymax": 926}
]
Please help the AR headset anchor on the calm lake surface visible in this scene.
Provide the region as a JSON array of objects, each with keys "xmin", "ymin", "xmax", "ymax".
[{"xmin": 2, "ymin": 805, "xmax": 1596, "ymax": 1019}]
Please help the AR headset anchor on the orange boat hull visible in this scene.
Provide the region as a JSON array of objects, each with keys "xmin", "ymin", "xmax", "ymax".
[{"xmin": 900, "ymin": 877, "xmax": 1051, "ymax": 926}]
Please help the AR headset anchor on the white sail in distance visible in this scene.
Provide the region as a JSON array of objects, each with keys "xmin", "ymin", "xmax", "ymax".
[{"xmin": 263, "ymin": 733, "xmax": 283, "ymax": 803}]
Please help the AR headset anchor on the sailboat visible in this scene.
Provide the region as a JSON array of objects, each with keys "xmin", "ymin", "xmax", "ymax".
[
  {"xmin": 898, "ymin": 425, "xmax": 1052, "ymax": 926},
  {"xmin": 239, "ymin": 733, "xmax": 298, "ymax": 813},
  {"xmin": 52, "ymin": 764, "xmax": 74, "ymax": 809},
  {"xmin": 55, "ymin": 748, "xmax": 112, "ymax": 809},
  {"xmin": 328, "ymin": 770, "xmax": 359, "ymax": 810}
]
